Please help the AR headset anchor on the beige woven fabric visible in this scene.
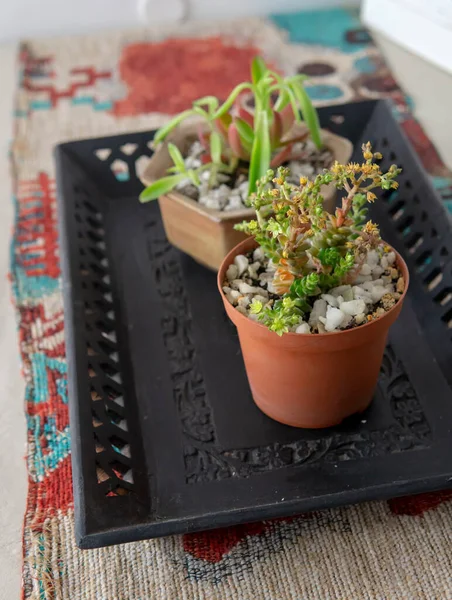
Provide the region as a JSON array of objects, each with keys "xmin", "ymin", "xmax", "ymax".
[{"xmin": 12, "ymin": 13, "xmax": 452, "ymax": 599}]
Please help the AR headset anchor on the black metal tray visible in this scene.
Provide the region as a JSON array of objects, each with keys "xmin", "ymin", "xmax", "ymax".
[{"xmin": 56, "ymin": 100, "xmax": 452, "ymax": 549}]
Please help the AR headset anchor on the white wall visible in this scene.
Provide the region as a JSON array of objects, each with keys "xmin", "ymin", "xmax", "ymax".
[{"xmin": 0, "ymin": 0, "xmax": 360, "ymax": 42}]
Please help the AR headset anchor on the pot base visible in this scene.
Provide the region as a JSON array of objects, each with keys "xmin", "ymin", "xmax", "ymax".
[{"xmin": 253, "ymin": 394, "xmax": 373, "ymax": 429}]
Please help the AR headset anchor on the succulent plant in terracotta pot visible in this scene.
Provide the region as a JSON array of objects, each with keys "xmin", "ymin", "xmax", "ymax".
[
  {"xmin": 217, "ymin": 143, "xmax": 409, "ymax": 428},
  {"xmin": 139, "ymin": 57, "xmax": 353, "ymax": 270}
]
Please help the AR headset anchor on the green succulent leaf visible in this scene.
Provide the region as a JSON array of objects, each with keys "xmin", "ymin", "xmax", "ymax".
[
  {"xmin": 212, "ymin": 82, "xmax": 253, "ymax": 119},
  {"xmin": 288, "ymin": 81, "xmax": 322, "ymax": 149},
  {"xmin": 153, "ymin": 110, "xmax": 196, "ymax": 144},
  {"xmin": 193, "ymin": 95, "xmax": 219, "ymax": 114},
  {"xmin": 139, "ymin": 174, "xmax": 187, "ymax": 203},
  {"xmin": 167, "ymin": 143, "xmax": 186, "ymax": 172},
  {"xmin": 251, "ymin": 56, "xmax": 268, "ymax": 85},
  {"xmin": 290, "ymin": 273, "xmax": 321, "ymax": 298},
  {"xmin": 234, "ymin": 117, "xmax": 254, "ymax": 148},
  {"xmin": 209, "ymin": 131, "xmax": 223, "ymax": 164},
  {"xmin": 248, "ymin": 110, "xmax": 271, "ymax": 195}
]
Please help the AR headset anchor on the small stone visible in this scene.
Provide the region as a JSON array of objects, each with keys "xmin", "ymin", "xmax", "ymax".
[
  {"xmin": 229, "ymin": 290, "xmax": 241, "ymax": 300},
  {"xmin": 330, "ymin": 285, "xmax": 352, "ymax": 298},
  {"xmin": 381, "ymin": 256, "xmax": 389, "ymax": 269},
  {"xmin": 387, "ymin": 251, "xmax": 396, "ymax": 266},
  {"xmin": 381, "ymin": 275, "xmax": 392, "ymax": 285},
  {"xmin": 222, "ymin": 286, "xmax": 232, "ymax": 294},
  {"xmin": 343, "ymin": 287, "xmax": 354, "ymax": 302},
  {"xmin": 336, "ymin": 296, "xmax": 344, "ymax": 305},
  {"xmin": 203, "ymin": 197, "xmax": 221, "ymax": 210},
  {"xmin": 184, "ymin": 156, "xmax": 201, "ymax": 169},
  {"xmin": 340, "ymin": 299, "xmax": 367, "ymax": 316},
  {"xmin": 373, "ymin": 307, "xmax": 386, "ymax": 318},
  {"xmin": 360, "ymin": 263, "xmax": 372, "ymax": 276},
  {"xmin": 296, "ymin": 322, "xmax": 311, "ymax": 334},
  {"xmin": 355, "ymin": 313, "xmax": 366, "ymax": 325},
  {"xmin": 253, "ymin": 294, "xmax": 269, "ymax": 304},
  {"xmin": 397, "ymin": 277, "xmax": 405, "ymax": 294},
  {"xmin": 226, "ymin": 264, "xmax": 238, "ymax": 281},
  {"xmin": 258, "ymin": 271, "xmax": 273, "ymax": 286},
  {"xmin": 341, "ymin": 314, "xmax": 353, "ymax": 328},
  {"xmin": 390, "ymin": 267, "xmax": 399, "ymax": 280},
  {"xmin": 237, "ymin": 295, "xmax": 251, "ymax": 309},
  {"xmin": 238, "ymin": 181, "xmax": 250, "ymax": 201},
  {"xmin": 371, "ymin": 285, "xmax": 388, "ymax": 303},
  {"xmin": 372, "ymin": 266, "xmax": 384, "ymax": 278},
  {"xmin": 238, "ymin": 282, "xmax": 260, "ymax": 294},
  {"xmin": 224, "ymin": 194, "xmax": 244, "ymax": 211},
  {"xmin": 309, "ymin": 298, "xmax": 328, "ymax": 327},
  {"xmin": 267, "ymin": 281, "xmax": 279, "ymax": 294},
  {"xmin": 253, "ymin": 247, "xmax": 265, "ymax": 262},
  {"xmin": 321, "ymin": 294, "xmax": 338, "ymax": 308},
  {"xmin": 367, "ymin": 250, "xmax": 379, "ymax": 267},
  {"xmin": 236, "ymin": 305, "xmax": 248, "ymax": 315},
  {"xmin": 363, "ymin": 279, "xmax": 383, "ymax": 291},
  {"xmin": 355, "ymin": 274, "xmax": 373, "ymax": 284},
  {"xmin": 381, "ymin": 293, "xmax": 396, "ymax": 311},
  {"xmin": 234, "ymin": 254, "xmax": 249, "ymax": 276},
  {"xmin": 317, "ymin": 321, "xmax": 326, "ymax": 334},
  {"xmin": 229, "ymin": 279, "xmax": 242, "ymax": 290},
  {"xmin": 324, "ymin": 306, "xmax": 346, "ymax": 332}
]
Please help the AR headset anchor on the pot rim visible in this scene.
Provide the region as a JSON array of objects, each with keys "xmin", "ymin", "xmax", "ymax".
[{"xmin": 217, "ymin": 236, "xmax": 410, "ymax": 338}]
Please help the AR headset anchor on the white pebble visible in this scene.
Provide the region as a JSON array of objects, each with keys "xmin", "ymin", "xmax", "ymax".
[
  {"xmin": 341, "ymin": 314, "xmax": 353, "ymax": 328},
  {"xmin": 253, "ymin": 294, "xmax": 269, "ymax": 304},
  {"xmin": 222, "ymin": 286, "xmax": 232, "ymax": 294},
  {"xmin": 238, "ymin": 282, "xmax": 260, "ymax": 294},
  {"xmin": 267, "ymin": 281, "xmax": 278, "ymax": 294},
  {"xmin": 372, "ymin": 266, "xmax": 384, "ymax": 278},
  {"xmin": 309, "ymin": 298, "xmax": 327, "ymax": 327},
  {"xmin": 226, "ymin": 264, "xmax": 238, "ymax": 281},
  {"xmin": 330, "ymin": 285, "xmax": 352, "ymax": 298},
  {"xmin": 237, "ymin": 296, "xmax": 251, "ymax": 309},
  {"xmin": 371, "ymin": 285, "xmax": 388, "ymax": 303},
  {"xmin": 336, "ymin": 296, "xmax": 344, "ymax": 305},
  {"xmin": 352, "ymin": 286, "xmax": 373, "ymax": 304},
  {"xmin": 224, "ymin": 194, "xmax": 244, "ymax": 211},
  {"xmin": 381, "ymin": 275, "xmax": 392, "ymax": 285},
  {"xmin": 360, "ymin": 263, "xmax": 372, "ymax": 276},
  {"xmin": 295, "ymin": 322, "xmax": 311, "ymax": 334},
  {"xmin": 321, "ymin": 294, "xmax": 338, "ymax": 308},
  {"xmin": 363, "ymin": 279, "xmax": 383, "ymax": 291},
  {"xmin": 387, "ymin": 251, "xmax": 396, "ymax": 266},
  {"xmin": 355, "ymin": 313, "xmax": 366, "ymax": 325},
  {"xmin": 343, "ymin": 287, "xmax": 354, "ymax": 302},
  {"xmin": 340, "ymin": 299, "xmax": 367, "ymax": 316},
  {"xmin": 253, "ymin": 247, "xmax": 265, "ymax": 262},
  {"xmin": 325, "ymin": 306, "xmax": 346, "ymax": 332},
  {"xmin": 238, "ymin": 181, "xmax": 250, "ymax": 201},
  {"xmin": 355, "ymin": 274, "xmax": 373, "ymax": 284},
  {"xmin": 367, "ymin": 250, "xmax": 379, "ymax": 267},
  {"xmin": 234, "ymin": 255, "xmax": 249, "ymax": 276},
  {"xmin": 381, "ymin": 256, "xmax": 388, "ymax": 269}
]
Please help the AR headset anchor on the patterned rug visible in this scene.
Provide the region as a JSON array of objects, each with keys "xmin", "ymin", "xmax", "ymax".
[{"xmin": 11, "ymin": 9, "xmax": 452, "ymax": 599}]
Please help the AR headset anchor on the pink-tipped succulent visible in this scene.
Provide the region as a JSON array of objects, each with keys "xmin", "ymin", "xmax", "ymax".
[{"xmin": 140, "ymin": 57, "xmax": 323, "ymax": 203}]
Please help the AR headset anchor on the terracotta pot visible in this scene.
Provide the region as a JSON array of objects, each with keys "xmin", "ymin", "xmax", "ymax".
[
  {"xmin": 140, "ymin": 119, "xmax": 353, "ymax": 271},
  {"xmin": 217, "ymin": 237, "xmax": 409, "ymax": 429}
]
